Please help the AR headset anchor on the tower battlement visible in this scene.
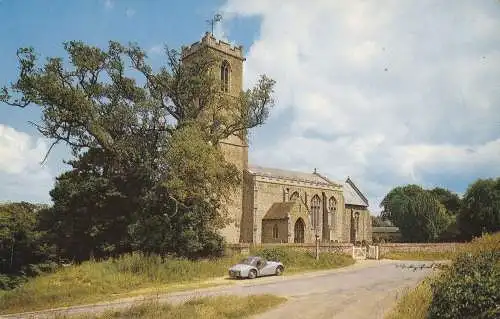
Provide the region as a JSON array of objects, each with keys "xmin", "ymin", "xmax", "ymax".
[{"xmin": 181, "ymin": 32, "xmax": 245, "ymax": 61}]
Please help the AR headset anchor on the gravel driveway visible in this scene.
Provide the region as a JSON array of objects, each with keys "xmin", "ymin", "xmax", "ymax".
[{"xmin": 3, "ymin": 260, "xmax": 437, "ymax": 319}]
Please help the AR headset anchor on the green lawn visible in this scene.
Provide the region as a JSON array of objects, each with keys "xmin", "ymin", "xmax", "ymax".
[{"xmin": 0, "ymin": 249, "xmax": 353, "ymax": 315}]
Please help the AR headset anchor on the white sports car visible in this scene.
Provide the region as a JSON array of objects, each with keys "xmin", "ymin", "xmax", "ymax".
[{"xmin": 228, "ymin": 256, "xmax": 284, "ymax": 279}]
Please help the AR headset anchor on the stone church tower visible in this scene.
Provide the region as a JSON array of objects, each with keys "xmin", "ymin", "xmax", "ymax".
[
  {"xmin": 181, "ymin": 32, "xmax": 248, "ymax": 243},
  {"xmin": 181, "ymin": 33, "xmax": 373, "ymax": 245}
]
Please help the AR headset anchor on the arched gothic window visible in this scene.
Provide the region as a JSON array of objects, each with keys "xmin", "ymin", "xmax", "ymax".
[
  {"xmin": 311, "ymin": 195, "xmax": 321, "ymax": 229},
  {"xmin": 272, "ymin": 224, "xmax": 279, "ymax": 239},
  {"xmin": 290, "ymin": 191, "xmax": 300, "ymax": 201},
  {"xmin": 221, "ymin": 60, "xmax": 230, "ymax": 92},
  {"xmin": 328, "ymin": 196, "xmax": 337, "ymax": 212}
]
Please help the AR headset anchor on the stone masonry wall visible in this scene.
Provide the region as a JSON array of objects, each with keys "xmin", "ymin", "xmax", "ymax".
[
  {"xmin": 379, "ymin": 242, "xmax": 466, "ymax": 257},
  {"xmin": 225, "ymin": 242, "xmax": 354, "ymax": 256},
  {"xmin": 345, "ymin": 206, "xmax": 372, "ymax": 243},
  {"xmin": 261, "ymin": 219, "xmax": 288, "ymax": 243},
  {"xmin": 252, "ymin": 178, "xmax": 344, "ymax": 244},
  {"xmin": 240, "ymin": 170, "xmax": 255, "ymax": 243}
]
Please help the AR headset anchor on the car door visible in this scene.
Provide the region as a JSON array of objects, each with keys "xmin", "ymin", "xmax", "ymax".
[{"xmin": 258, "ymin": 259, "xmax": 274, "ymax": 276}]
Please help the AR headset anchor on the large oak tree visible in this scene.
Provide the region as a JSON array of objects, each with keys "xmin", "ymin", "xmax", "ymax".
[{"xmin": 1, "ymin": 41, "xmax": 275, "ymax": 260}]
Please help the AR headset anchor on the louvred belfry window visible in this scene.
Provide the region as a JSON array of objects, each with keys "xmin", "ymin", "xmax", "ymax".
[{"xmin": 221, "ymin": 60, "xmax": 230, "ymax": 92}]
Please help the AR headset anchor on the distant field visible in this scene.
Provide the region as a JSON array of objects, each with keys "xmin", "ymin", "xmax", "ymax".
[{"xmin": 0, "ymin": 248, "xmax": 353, "ymax": 315}]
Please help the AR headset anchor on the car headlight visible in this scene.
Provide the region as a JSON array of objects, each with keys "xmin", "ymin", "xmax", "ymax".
[{"xmin": 229, "ymin": 270, "xmax": 241, "ymax": 276}]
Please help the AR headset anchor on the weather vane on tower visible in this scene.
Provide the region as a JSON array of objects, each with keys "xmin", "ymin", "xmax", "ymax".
[{"xmin": 206, "ymin": 13, "xmax": 223, "ymax": 35}]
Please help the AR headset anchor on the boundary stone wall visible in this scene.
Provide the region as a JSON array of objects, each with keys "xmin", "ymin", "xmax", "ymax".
[
  {"xmin": 379, "ymin": 242, "xmax": 466, "ymax": 256},
  {"xmin": 225, "ymin": 242, "xmax": 353, "ymax": 256}
]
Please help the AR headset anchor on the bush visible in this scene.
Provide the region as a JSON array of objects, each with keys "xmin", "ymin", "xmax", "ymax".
[
  {"xmin": 0, "ymin": 274, "xmax": 28, "ymax": 291},
  {"xmin": 253, "ymin": 247, "xmax": 290, "ymax": 263},
  {"xmin": 428, "ymin": 233, "xmax": 500, "ymax": 319}
]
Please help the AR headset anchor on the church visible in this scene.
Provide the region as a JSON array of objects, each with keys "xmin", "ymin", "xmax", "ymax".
[{"xmin": 181, "ymin": 33, "xmax": 372, "ymax": 245}]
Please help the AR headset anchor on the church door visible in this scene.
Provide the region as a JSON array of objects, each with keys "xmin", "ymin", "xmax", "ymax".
[{"xmin": 294, "ymin": 218, "xmax": 305, "ymax": 243}]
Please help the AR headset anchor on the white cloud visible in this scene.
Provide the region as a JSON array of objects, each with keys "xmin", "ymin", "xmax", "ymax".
[
  {"xmin": 104, "ymin": 0, "xmax": 113, "ymax": 9},
  {"xmin": 223, "ymin": 0, "xmax": 500, "ymax": 212},
  {"xmin": 0, "ymin": 124, "xmax": 54, "ymax": 203},
  {"xmin": 126, "ymin": 8, "xmax": 136, "ymax": 18}
]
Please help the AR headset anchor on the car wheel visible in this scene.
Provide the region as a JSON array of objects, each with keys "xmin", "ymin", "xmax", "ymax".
[
  {"xmin": 275, "ymin": 266, "xmax": 284, "ymax": 276},
  {"xmin": 248, "ymin": 269, "xmax": 257, "ymax": 279}
]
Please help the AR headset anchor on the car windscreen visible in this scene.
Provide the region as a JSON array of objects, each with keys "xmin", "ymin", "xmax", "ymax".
[{"xmin": 239, "ymin": 257, "xmax": 256, "ymax": 265}]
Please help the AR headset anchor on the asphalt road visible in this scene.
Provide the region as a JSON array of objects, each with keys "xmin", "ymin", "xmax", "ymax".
[{"xmin": 3, "ymin": 259, "xmax": 437, "ymax": 319}]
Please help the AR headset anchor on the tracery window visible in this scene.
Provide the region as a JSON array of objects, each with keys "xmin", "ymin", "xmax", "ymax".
[
  {"xmin": 221, "ymin": 60, "xmax": 230, "ymax": 92},
  {"xmin": 311, "ymin": 195, "xmax": 321, "ymax": 229},
  {"xmin": 328, "ymin": 196, "xmax": 337, "ymax": 212},
  {"xmin": 290, "ymin": 191, "xmax": 300, "ymax": 201}
]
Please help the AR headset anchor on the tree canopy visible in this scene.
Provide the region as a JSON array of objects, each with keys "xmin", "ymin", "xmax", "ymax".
[
  {"xmin": 1, "ymin": 40, "xmax": 275, "ymax": 260},
  {"xmin": 428, "ymin": 187, "xmax": 461, "ymax": 215},
  {"xmin": 380, "ymin": 185, "xmax": 451, "ymax": 242},
  {"xmin": 458, "ymin": 178, "xmax": 500, "ymax": 240},
  {"xmin": 0, "ymin": 202, "xmax": 55, "ymax": 289}
]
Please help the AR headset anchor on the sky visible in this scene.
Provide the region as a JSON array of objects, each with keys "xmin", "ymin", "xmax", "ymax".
[{"xmin": 0, "ymin": 0, "xmax": 499, "ymax": 212}]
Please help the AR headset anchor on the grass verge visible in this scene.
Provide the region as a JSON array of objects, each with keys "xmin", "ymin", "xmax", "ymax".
[
  {"xmin": 382, "ymin": 251, "xmax": 456, "ymax": 261},
  {"xmin": 385, "ymin": 232, "xmax": 500, "ymax": 319},
  {"xmin": 0, "ymin": 249, "xmax": 353, "ymax": 315},
  {"xmin": 59, "ymin": 294, "xmax": 287, "ymax": 319},
  {"xmin": 385, "ymin": 278, "xmax": 433, "ymax": 319}
]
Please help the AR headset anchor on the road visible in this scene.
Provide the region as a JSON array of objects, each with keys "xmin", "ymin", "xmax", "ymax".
[{"xmin": 3, "ymin": 260, "xmax": 437, "ymax": 319}]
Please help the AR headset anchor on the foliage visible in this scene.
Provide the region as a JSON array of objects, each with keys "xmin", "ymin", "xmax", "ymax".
[
  {"xmin": 65, "ymin": 295, "xmax": 286, "ymax": 319},
  {"xmin": 380, "ymin": 185, "xmax": 452, "ymax": 242},
  {"xmin": 1, "ymin": 40, "xmax": 275, "ymax": 260},
  {"xmin": 385, "ymin": 277, "xmax": 433, "ymax": 319},
  {"xmin": 251, "ymin": 247, "xmax": 355, "ymax": 273},
  {"xmin": 458, "ymin": 178, "xmax": 500, "ymax": 240},
  {"xmin": 428, "ymin": 251, "xmax": 500, "ymax": 318},
  {"xmin": 428, "ymin": 187, "xmax": 461, "ymax": 215},
  {"xmin": 0, "ymin": 249, "xmax": 352, "ymax": 314},
  {"xmin": 428, "ymin": 232, "xmax": 500, "ymax": 319},
  {"xmin": 0, "ymin": 202, "xmax": 56, "ymax": 289},
  {"xmin": 387, "ymin": 232, "xmax": 500, "ymax": 319}
]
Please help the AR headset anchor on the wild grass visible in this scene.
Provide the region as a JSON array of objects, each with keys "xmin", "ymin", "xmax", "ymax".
[
  {"xmin": 0, "ymin": 249, "xmax": 353, "ymax": 315},
  {"xmin": 382, "ymin": 251, "xmax": 457, "ymax": 261},
  {"xmin": 385, "ymin": 232, "xmax": 500, "ymax": 319},
  {"xmin": 59, "ymin": 295, "xmax": 287, "ymax": 319},
  {"xmin": 385, "ymin": 278, "xmax": 433, "ymax": 319},
  {"xmin": 251, "ymin": 247, "xmax": 355, "ymax": 273}
]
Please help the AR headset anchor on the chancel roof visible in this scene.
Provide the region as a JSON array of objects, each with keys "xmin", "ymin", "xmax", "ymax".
[
  {"xmin": 344, "ymin": 178, "xmax": 369, "ymax": 207},
  {"xmin": 247, "ymin": 165, "xmax": 369, "ymax": 208},
  {"xmin": 247, "ymin": 165, "xmax": 338, "ymax": 186}
]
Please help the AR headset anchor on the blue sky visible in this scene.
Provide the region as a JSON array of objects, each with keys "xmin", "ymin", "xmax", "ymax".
[{"xmin": 1, "ymin": 0, "xmax": 500, "ymax": 212}]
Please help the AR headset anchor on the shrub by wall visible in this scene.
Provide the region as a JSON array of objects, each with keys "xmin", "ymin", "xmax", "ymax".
[{"xmin": 428, "ymin": 233, "xmax": 500, "ymax": 319}]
